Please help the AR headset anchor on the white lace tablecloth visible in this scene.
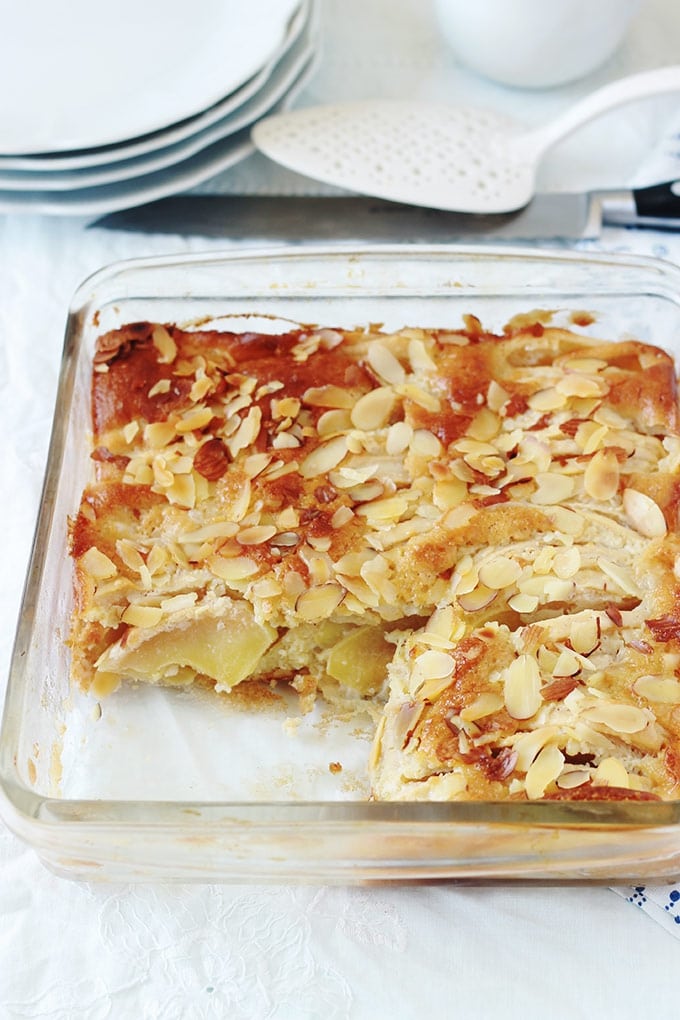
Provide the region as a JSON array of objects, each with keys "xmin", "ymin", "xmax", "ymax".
[{"xmin": 2, "ymin": 1, "xmax": 680, "ymax": 1016}]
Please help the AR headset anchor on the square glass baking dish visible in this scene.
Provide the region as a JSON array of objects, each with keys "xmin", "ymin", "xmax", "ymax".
[{"xmin": 4, "ymin": 243, "xmax": 680, "ymax": 884}]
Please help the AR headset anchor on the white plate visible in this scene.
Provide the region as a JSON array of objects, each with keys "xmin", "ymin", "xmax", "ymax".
[
  {"xmin": 0, "ymin": 3, "xmax": 317, "ymax": 192},
  {"xmin": 0, "ymin": 0, "xmax": 301, "ymax": 154},
  {"xmin": 0, "ymin": 54, "xmax": 318, "ymax": 216},
  {"xmin": 0, "ymin": 0, "xmax": 311, "ymax": 171}
]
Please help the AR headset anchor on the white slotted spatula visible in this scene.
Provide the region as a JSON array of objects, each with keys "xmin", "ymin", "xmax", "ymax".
[{"xmin": 252, "ymin": 66, "xmax": 680, "ymax": 214}]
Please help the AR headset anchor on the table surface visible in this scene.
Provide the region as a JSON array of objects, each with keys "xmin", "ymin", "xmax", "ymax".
[{"xmin": 2, "ymin": 1, "xmax": 680, "ymax": 1017}]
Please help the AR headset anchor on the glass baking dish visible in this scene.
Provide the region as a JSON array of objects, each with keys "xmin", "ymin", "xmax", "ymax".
[{"xmin": 3, "ymin": 244, "xmax": 680, "ymax": 884}]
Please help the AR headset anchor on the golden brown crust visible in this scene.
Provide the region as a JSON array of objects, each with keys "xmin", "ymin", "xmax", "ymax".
[{"xmin": 69, "ymin": 315, "xmax": 680, "ymax": 801}]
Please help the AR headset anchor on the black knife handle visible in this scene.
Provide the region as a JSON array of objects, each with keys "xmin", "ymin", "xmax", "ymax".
[{"xmin": 634, "ymin": 179, "xmax": 680, "ymax": 219}]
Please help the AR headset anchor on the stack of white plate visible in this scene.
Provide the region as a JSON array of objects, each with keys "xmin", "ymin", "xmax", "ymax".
[{"xmin": 0, "ymin": 0, "xmax": 319, "ymax": 216}]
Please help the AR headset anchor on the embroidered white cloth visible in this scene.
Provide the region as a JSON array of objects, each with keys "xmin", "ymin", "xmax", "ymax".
[{"xmin": 2, "ymin": 2, "xmax": 680, "ymax": 1015}]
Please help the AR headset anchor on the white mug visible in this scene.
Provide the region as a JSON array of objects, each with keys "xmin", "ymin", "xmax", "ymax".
[{"xmin": 433, "ymin": 0, "xmax": 642, "ymax": 88}]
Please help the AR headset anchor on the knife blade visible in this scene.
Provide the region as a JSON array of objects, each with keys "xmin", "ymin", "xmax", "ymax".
[{"xmin": 90, "ymin": 180, "xmax": 680, "ymax": 242}]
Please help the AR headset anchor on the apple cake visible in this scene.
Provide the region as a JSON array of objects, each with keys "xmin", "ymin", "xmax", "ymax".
[{"xmin": 69, "ymin": 313, "xmax": 680, "ymax": 801}]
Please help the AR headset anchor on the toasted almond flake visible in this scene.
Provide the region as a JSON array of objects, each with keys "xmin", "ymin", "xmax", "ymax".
[
  {"xmin": 351, "ymin": 387, "xmax": 397, "ymax": 431},
  {"xmin": 355, "ymin": 496, "xmax": 408, "ymax": 521},
  {"xmin": 393, "ymin": 700, "xmax": 425, "ymax": 750},
  {"xmin": 592, "ymin": 757, "xmax": 629, "ymax": 788},
  {"xmin": 175, "ymin": 406, "xmax": 214, "ymax": 434},
  {"xmin": 123, "ymin": 420, "xmax": 139, "ymax": 444},
  {"xmin": 581, "ymin": 424, "xmax": 610, "ymax": 456},
  {"xmin": 530, "ymin": 472, "xmax": 575, "ymax": 505},
  {"xmin": 459, "ymin": 692, "xmax": 504, "ymax": 723},
  {"xmin": 508, "ymin": 593, "xmax": 540, "ymax": 614},
  {"xmin": 407, "ymin": 336, "xmax": 437, "ymax": 372},
  {"xmin": 414, "ymin": 649, "xmax": 456, "ymax": 681},
  {"xmin": 410, "ymin": 429, "xmax": 442, "ymax": 458},
  {"xmin": 556, "ymin": 769, "xmax": 592, "ymax": 790},
  {"xmin": 584, "ymin": 448, "xmax": 620, "ymax": 501},
  {"xmin": 272, "ymin": 432, "xmax": 301, "ymax": 450},
  {"xmin": 457, "ymin": 584, "xmax": 497, "ymax": 613},
  {"xmin": 555, "ymin": 374, "xmax": 607, "ymax": 398},
  {"xmin": 144, "ymin": 421, "xmax": 176, "ymax": 449},
  {"xmin": 190, "ymin": 375, "xmax": 213, "ymax": 403},
  {"xmin": 331, "ymin": 506, "xmax": 354, "ymax": 529},
  {"xmin": 121, "ymin": 604, "xmax": 164, "ymax": 628},
  {"xmin": 81, "ymin": 546, "xmax": 118, "ymax": 580},
  {"xmin": 622, "ymin": 488, "xmax": 667, "ymax": 538},
  {"xmin": 582, "ymin": 702, "xmax": 650, "ymax": 734},
  {"xmin": 152, "ymin": 325, "xmax": 177, "ymax": 364},
  {"xmin": 165, "ymin": 472, "xmax": 196, "ymax": 509},
  {"xmin": 317, "ymin": 409, "xmax": 353, "ymax": 437},
  {"xmin": 503, "ymin": 654, "xmax": 542, "ymax": 720},
  {"xmin": 300, "ymin": 435, "xmax": 349, "ymax": 479},
  {"xmin": 158, "ymin": 593, "xmax": 197, "ymax": 614},
  {"xmin": 596, "ymin": 557, "xmax": 640, "ymax": 597},
  {"xmin": 512, "ymin": 726, "xmax": 557, "ymax": 772},
  {"xmin": 466, "ymin": 407, "xmax": 500, "ymax": 442},
  {"xmin": 525, "ymin": 744, "xmax": 564, "ymax": 799},
  {"xmin": 569, "ymin": 615, "xmax": 600, "ymax": 655},
  {"xmin": 295, "ymin": 582, "xmax": 345, "ymax": 621},
  {"xmin": 237, "ymin": 524, "xmax": 277, "ymax": 546},
  {"xmin": 302, "ymin": 384, "xmax": 354, "ymax": 409},
  {"xmin": 443, "ymin": 503, "xmax": 478, "ymax": 531},
  {"xmin": 396, "ymin": 382, "xmax": 441, "ymax": 412},
  {"xmin": 417, "ymin": 676, "xmax": 455, "ymax": 703},
  {"xmin": 432, "ymin": 477, "xmax": 467, "ymax": 511},
  {"xmin": 551, "ymin": 649, "xmax": 581, "ymax": 678},
  {"xmin": 385, "ymin": 420, "xmax": 413, "ymax": 455},
  {"xmin": 424, "ymin": 605, "xmax": 456, "ymax": 640},
  {"xmin": 208, "ymin": 555, "xmax": 259, "ymax": 581},
  {"xmin": 552, "ymin": 547, "xmax": 581, "ymax": 580},
  {"xmin": 478, "ymin": 555, "xmax": 522, "ymax": 590},
  {"xmin": 546, "ymin": 506, "xmax": 584, "ymax": 536},
  {"xmin": 633, "ymin": 675, "xmax": 680, "ymax": 703},
  {"xmin": 367, "ymin": 342, "xmax": 405, "ymax": 385},
  {"xmin": 485, "ymin": 379, "xmax": 509, "ymax": 412},
  {"xmin": 527, "ymin": 387, "xmax": 567, "ymax": 412}
]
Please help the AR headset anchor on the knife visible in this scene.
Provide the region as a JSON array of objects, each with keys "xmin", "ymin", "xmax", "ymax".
[{"xmin": 90, "ymin": 179, "xmax": 680, "ymax": 241}]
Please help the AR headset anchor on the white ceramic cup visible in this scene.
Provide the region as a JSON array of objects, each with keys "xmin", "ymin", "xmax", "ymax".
[{"xmin": 433, "ymin": 0, "xmax": 642, "ymax": 88}]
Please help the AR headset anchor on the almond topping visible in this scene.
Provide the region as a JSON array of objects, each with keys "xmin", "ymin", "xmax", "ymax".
[
  {"xmin": 295, "ymin": 582, "xmax": 345, "ymax": 621},
  {"xmin": 503, "ymin": 654, "xmax": 542, "ymax": 719},
  {"xmin": 583, "ymin": 448, "xmax": 619, "ymax": 501},
  {"xmin": 367, "ymin": 342, "xmax": 405, "ymax": 385},
  {"xmin": 194, "ymin": 438, "xmax": 231, "ymax": 481},
  {"xmin": 152, "ymin": 325, "xmax": 177, "ymax": 364},
  {"xmin": 303, "ymin": 384, "xmax": 354, "ymax": 409},
  {"xmin": 592, "ymin": 757, "xmax": 629, "ymax": 789},
  {"xmin": 525, "ymin": 743, "xmax": 564, "ymax": 799},
  {"xmin": 622, "ymin": 488, "xmax": 667, "ymax": 538},
  {"xmin": 632, "ymin": 675, "xmax": 680, "ymax": 703},
  {"xmin": 530, "ymin": 472, "xmax": 575, "ymax": 505},
  {"xmin": 299, "ymin": 436, "xmax": 349, "ymax": 479},
  {"xmin": 582, "ymin": 702, "xmax": 650, "ymax": 734},
  {"xmin": 351, "ymin": 387, "xmax": 397, "ymax": 431},
  {"xmin": 121, "ymin": 604, "xmax": 164, "ymax": 628},
  {"xmin": 478, "ymin": 556, "xmax": 522, "ymax": 590},
  {"xmin": 81, "ymin": 546, "xmax": 118, "ymax": 580}
]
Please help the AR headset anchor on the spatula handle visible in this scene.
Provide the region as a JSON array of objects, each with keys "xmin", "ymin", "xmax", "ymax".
[
  {"xmin": 633, "ymin": 179, "xmax": 680, "ymax": 220},
  {"xmin": 526, "ymin": 66, "xmax": 680, "ymax": 156}
]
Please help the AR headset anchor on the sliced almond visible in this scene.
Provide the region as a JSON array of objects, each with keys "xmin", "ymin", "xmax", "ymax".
[
  {"xmin": 583, "ymin": 448, "xmax": 619, "ymax": 501},
  {"xmin": 569, "ymin": 615, "xmax": 600, "ymax": 655},
  {"xmin": 503, "ymin": 654, "xmax": 542, "ymax": 719},
  {"xmin": 393, "ymin": 700, "xmax": 425, "ymax": 750},
  {"xmin": 582, "ymin": 702, "xmax": 650, "ymax": 734},
  {"xmin": 351, "ymin": 387, "xmax": 396, "ymax": 430},
  {"xmin": 552, "ymin": 547, "xmax": 581, "ymax": 580},
  {"xmin": 525, "ymin": 743, "xmax": 564, "ymax": 799},
  {"xmin": 457, "ymin": 584, "xmax": 497, "ymax": 613},
  {"xmin": 530, "ymin": 472, "xmax": 575, "ymax": 505},
  {"xmin": 459, "ymin": 692, "xmax": 504, "ymax": 723},
  {"xmin": 632, "ymin": 675, "xmax": 680, "ymax": 703},
  {"xmin": 81, "ymin": 546, "xmax": 118, "ymax": 580},
  {"xmin": 478, "ymin": 555, "xmax": 522, "ymax": 590},
  {"xmin": 367, "ymin": 342, "xmax": 405, "ymax": 385},
  {"xmin": 622, "ymin": 488, "xmax": 667, "ymax": 538},
  {"xmin": 299, "ymin": 436, "xmax": 349, "ymax": 479},
  {"xmin": 121, "ymin": 604, "xmax": 163, "ymax": 628},
  {"xmin": 302, "ymin": 384, "xmax": 354, "ymax": 409},
  {"xmin": 295, "ymin": 582, "xmax": 345, "ymax": 621},
  {"xmin": 592, "ymin": 757, "xmax": 629, "ymax": 789}
]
